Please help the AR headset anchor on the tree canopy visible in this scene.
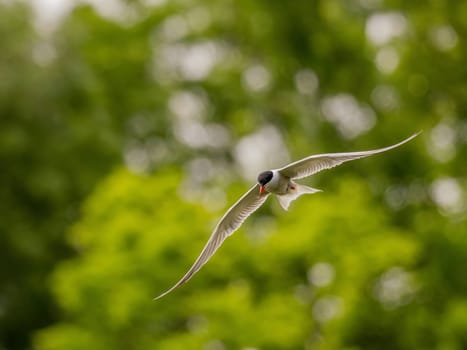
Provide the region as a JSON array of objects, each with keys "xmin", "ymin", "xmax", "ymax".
[{"xmin": 0, "ymin": 0, "xmax": 466, "ymax": 349}]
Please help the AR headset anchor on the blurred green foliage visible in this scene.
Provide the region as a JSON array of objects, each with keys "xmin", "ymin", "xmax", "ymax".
[
  {"xmin": 0, "ymin": 0, "xmax": 466, "ymax": 349},
  {"xmin": 33, "ymin": 170, "xmax": 420, "ymax": 349}
]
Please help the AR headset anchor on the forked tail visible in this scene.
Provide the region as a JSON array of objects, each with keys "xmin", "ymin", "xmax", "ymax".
[{"xmin": 277, "ymin": 184, "xmax": 321, "ymax": 210}]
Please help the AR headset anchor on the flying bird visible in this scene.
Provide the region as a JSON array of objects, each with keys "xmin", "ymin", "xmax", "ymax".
[{"xmin": 155, "ymin": 132, "xmax": 420, "ymax": 299}]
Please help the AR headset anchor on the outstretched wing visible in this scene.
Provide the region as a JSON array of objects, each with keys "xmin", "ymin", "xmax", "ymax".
[
  {"xmin": 278, "ymin": 132, "xmax": 420, "ymax": 180},
  {"xmin": 154, "ymin": 184, "xmax": 270, "ymax": 299}
]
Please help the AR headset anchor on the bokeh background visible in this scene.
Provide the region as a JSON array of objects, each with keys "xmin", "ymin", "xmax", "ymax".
[{"xmin": 1, "ymin": 0, "xmax": 467, "ymax": 349}]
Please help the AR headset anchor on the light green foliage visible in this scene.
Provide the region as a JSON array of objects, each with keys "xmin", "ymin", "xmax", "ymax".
[{"xmin": 35, "ymin": 170, "xmax": 424, "ymax": 349}]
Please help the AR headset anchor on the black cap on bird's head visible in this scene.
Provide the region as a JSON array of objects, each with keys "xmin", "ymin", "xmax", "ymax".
[{"xmin": 257, "ymin": 170, "xmax": 273, "ymax": 195}]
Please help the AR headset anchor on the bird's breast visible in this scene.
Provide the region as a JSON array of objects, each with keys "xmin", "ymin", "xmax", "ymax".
[{"xmin": 265, "ymin": 171, "xmax": 290, "ymax": 195}]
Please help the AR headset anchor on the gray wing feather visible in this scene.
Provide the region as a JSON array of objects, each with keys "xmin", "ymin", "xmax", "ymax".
[
  {"xmin": 278, "ymin": 132, "xmax": 420, "ymax": 179},
  {"xmin": 154, "ymin": 184, "xmax": 269, "ymax": 299}
]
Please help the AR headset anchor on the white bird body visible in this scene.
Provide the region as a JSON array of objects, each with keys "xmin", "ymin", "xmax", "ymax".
[
  {"xmin": 154, "ymin": 132, "xmax": 421, "ymax": 299},
  {"xmin": 263, "ymin": 170, "xmax": 289, "ymax": 195},
  {"xmin": 261, "ymin": 169, "xmax": 321, "ymax": 210}
]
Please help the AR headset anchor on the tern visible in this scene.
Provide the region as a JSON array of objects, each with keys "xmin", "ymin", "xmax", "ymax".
[{"xmin": 155, "ymin": 132, "xmax": 420, "ymax": 299}]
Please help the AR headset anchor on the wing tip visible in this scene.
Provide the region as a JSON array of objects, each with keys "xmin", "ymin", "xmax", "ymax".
[
  {"xmin": 153, "ymin": 284, "xmax": 181, "ymax": 301},
  {"xmin": 153, "ymin": 293, "xmax": 167, "ymax": 301},
  {"xmin": 153, "ymin": 286, "xmax": 175, "ymax": 300},
  {"xmin": 388, "ymin": 130, "xmax": 422, "ymax": 149},
  {"xmin": 400, "ymin": 130, "xmax": 422, "ymax": 145},
  {"xmin": 153, "ymin": 269, "xmax": 197, "ymax": 300}
]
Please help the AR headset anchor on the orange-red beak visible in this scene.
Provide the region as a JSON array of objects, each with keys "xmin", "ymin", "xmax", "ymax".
[{"xmin": 259, "ymin": 185, "xmax": 265, "ymax": 195}]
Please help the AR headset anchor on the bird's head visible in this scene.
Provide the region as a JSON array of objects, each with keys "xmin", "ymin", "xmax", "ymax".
[{"xmin": 257, "ymin": 170, "xmax": 273, "ymax": 195}]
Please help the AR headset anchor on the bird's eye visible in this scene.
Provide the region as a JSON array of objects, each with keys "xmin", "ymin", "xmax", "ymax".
[{"xmin": 257, "ymin": 171, "xmax": 273, "ymax": 185}]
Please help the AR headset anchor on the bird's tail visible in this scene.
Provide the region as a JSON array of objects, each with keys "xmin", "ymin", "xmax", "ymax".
[{"xmin": 277, "ymin": 184, "xmax": 321, "ymax": 211}]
